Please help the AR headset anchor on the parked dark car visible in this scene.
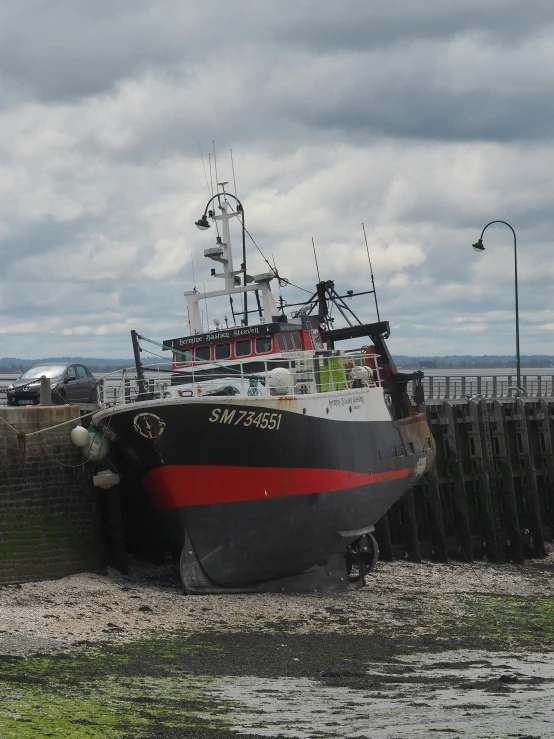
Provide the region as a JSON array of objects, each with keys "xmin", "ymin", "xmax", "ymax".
[{"xmin": 6, "ymin": 363, "xmax": 97, "ymax": 407}]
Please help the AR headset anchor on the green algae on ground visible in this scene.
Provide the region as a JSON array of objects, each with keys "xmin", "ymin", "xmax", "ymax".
[
  {"xmin": 0, "ymin": 637, "xmax": 232, "ymax": 738},
  {"xmin": 0, "ymin": 676, "xmax": 237, "ymax": 738},
  {"xmin": 464, "ymin": 594, "xmax": 554, "ymax": 644}
]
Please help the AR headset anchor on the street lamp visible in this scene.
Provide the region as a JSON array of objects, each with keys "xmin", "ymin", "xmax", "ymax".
[{"xmin": 472, "ymin": 220, "xmax": 521, "ymax": 392}]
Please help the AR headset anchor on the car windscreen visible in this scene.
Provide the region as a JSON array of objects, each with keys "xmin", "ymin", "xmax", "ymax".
[{"xmin": 20, "ymin": 365, "xmax": 67, "ymax": 379}]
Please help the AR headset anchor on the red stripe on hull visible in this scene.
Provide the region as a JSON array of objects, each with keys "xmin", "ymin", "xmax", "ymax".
[{"xmin": 142, "ymin": 465, "xmax": 411, "ymax": 511}]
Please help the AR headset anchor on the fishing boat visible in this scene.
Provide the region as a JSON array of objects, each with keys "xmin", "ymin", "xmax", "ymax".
[{"xmin": 91, "ymin": 184, "xmax": 434, "ymax": 593}]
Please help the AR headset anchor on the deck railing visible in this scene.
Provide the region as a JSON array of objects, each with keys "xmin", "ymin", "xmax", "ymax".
[
  {"xmin": 95, "ymin": 351, "xmax": 383, "ymax": 409},
  {"xmin": 2, "ymin": 367, "xmax": 553, "ymax": 407},
  {"xmin": 407, "ymin": 373, "xmax": 554, "ymax": 401}
]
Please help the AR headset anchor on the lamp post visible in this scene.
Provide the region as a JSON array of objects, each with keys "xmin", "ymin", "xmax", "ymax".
[{"xmin": 472, "ymin": 220, "xmax": 521, "ymax": 392}]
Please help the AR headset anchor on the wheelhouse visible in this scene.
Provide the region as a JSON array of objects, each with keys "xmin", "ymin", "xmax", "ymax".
[{"xmin": 166, "ymin": 318, "xmax": 323, "ymax": 370}]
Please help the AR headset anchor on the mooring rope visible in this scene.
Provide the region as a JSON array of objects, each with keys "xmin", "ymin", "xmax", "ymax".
[{"xmin": 0, "ymin": 413, "xmax": 21, "ymax": 435}]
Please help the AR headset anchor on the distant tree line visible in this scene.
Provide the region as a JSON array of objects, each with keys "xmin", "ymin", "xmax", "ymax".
[
  {"xmin": 0, "ymin": 358, "xmax": 135, "ymax": 375},
  {"xmin": 2, "ymin": 354, "xmax": 554, "ymax": 376},
  {"xmin": 395, "ymin": 355, "xmax": 554, "ymax": 370}
]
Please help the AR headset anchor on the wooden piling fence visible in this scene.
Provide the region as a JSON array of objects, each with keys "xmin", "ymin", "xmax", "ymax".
[{"xmin": 375, "ymin": 398, "xmax": 554, "ymax": 562}]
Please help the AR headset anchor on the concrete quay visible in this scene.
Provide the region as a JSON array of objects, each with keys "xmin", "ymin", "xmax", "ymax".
[{"xmin": 0, "ymin": 405, "xmax": 103, "ymax": 584}]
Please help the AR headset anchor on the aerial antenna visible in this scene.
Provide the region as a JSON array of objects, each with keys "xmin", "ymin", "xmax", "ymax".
[
  {"xmin": 208, "ymin": 153, "xmax": 214, "ymax": 197},
  {"xmin": 362, "ymin": 223, "xmax": 381, "ymax": 322},
  {"xmin": 229, "ymin": 148, "xmax": 248, "ymax": 326},
  {"xmin": 230, "ymin": 149, "xmax": 238, "ymax": 195},
  {"xmin": 203, "ymin": 281, "xmax": 210, "ymax": 330},
  {"xmin": 207, "ymin": 152, "xmax": 220, "ymax": 237},
  {"xmin": 191, "ymin": 257, "xmax": 197, "ymax": 291},
  {"xmin": 311, "ymin": 237, "xmax": 321, "ymax": 283},
  {"xmin": 197, "ymin": 139, "xmax": 211, "ymax": 198},
  {"xmin": 213, "ymin": 141, "xmax": 220, "ymax": 194}
]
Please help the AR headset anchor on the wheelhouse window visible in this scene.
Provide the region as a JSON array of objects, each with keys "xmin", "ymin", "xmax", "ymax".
[
  {"xmin": 276, "ymin": 332, "xmax": 302, "ymax": 352},
  {"xmin": 235, "ymin": 339, "xmax": 251, "ymax": 357},
  {"xmin": 214, "ymin": 342, "xmax": 231, "ymax": 360},
  {"xmin": 194, "ymin": 345, "xmax": 210, "ymax": 362},
  {"xmin": 255, "ymin": 336, "xmax": 273, "ymax": 354},
  {"xmin": 174, "ymin": 349, "xmax": 193, "ymax": 367}
]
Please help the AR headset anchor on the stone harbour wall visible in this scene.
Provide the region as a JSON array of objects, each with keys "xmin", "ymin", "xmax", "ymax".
[{"xmin": 0, "ymin": 406, "xmax": 103, "ymax": 584}]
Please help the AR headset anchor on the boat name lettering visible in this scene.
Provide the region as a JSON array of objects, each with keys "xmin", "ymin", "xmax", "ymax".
[
  {"xmin": 172, "ymin": 326, "xmax": 263, "ymax": 347},
  {"xmin": 209, "ymin": 408, "xmax": 282, "ymax": 430},
  {"xmin": 232, "ymin": 326, "xmax": 260, "ymax": 338},
  {"xmin": 277, "ymin": 324, "xmax": 301, "ymax": 332},
  {"xmin": 328, "ymin": 395, "xmax": 364, "ymax": 410}
]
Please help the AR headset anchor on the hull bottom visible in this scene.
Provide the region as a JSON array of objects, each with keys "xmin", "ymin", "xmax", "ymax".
[
  {"xmin": 180, "ymin": 529, "xmax": 378, "ymax": 594},
  {"xmin": 157, "ymin": 478, "xmax": 407, "ymax": 590}
]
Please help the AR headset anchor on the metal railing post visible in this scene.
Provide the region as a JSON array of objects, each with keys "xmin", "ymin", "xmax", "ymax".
[{"xmin": 374, "ymin": 355, "xmax": 381, "ymax": 387}]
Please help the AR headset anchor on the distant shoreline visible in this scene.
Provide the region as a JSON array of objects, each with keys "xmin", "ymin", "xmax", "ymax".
[{"xmin": 0, "ymin": 355, "xmax": 553, "ymax": 374}]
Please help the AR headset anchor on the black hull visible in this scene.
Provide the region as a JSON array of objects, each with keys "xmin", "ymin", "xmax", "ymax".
[{"xmin": 94, "ymin": 396, "xmax": 432, "ymax": 589}]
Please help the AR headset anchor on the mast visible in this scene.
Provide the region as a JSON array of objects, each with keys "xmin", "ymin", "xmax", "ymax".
[{"xmin": 189, "ymin": 186, "xmax": 279, "ymax": 333}]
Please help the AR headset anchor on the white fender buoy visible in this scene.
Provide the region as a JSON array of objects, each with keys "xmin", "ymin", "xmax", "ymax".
[
  {"xmin": 350, "ymin": 365, "xmax": 372, "ymax": 385},
  {"xmin": 70, "ymin": 425, "xmax": 90, "ymax": 448},
  {"xmin": 93, "ymin": 470, "xmax": 120, "ymax": 489},
  {"xmin": 268, "ymin": 367, "xmax": 293, "ymax": 395}
]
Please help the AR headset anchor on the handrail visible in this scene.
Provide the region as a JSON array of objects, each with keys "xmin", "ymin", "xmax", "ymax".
[
  {"xmin": 94, "ymin": 351, "xmax": 383, "ymax": 409},
  {"xmin": 3, "ymin": 369, "xmax": 554, "ymax": 406}
]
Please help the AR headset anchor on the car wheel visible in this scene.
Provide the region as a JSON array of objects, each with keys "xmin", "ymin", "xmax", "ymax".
[{"xmin": 57, "ymin": 390, "xmax": 66, "ymax": 405}]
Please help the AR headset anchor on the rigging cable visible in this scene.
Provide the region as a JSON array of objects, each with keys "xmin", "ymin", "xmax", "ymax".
[{"xmin": 240, "ymin": 221, "xmax": 312, "ymax": 295}]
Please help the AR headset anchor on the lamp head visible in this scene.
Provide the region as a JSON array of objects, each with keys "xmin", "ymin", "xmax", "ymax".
[
  {"xmin": 472, "ymin": 238, "xmax": 485, "ymax": 252},
  {"xmin": 195, "ymin": 214, "xmax": 211, "ymax": 231}
]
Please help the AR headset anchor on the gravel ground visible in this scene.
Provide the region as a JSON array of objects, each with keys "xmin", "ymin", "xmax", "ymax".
[
  {"xmin": 1, "ymin": 550, "xmax": 553, "ymax": 652},
  {"xmin": 1, "ymin": 550, "xmax": 554, "ymax": 738}
]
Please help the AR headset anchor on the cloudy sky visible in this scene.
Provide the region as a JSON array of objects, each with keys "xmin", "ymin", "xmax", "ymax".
[{"xmin": 1, "ymin": 0, "xmax": 554, "ymax": 360}]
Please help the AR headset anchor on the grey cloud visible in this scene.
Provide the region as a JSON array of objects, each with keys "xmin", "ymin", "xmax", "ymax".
[
  {"xmin": 266, "ymin": 0, "xmax": 554, "ymax": 50},
  {"xmin": 1, "ymin": 1, "xmax": 554, "ymax": 357}
]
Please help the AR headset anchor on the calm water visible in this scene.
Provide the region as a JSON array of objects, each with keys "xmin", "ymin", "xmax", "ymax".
[{"xmin": 2, "ymin": 368, "xmax": 554, "ymax": 382}]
